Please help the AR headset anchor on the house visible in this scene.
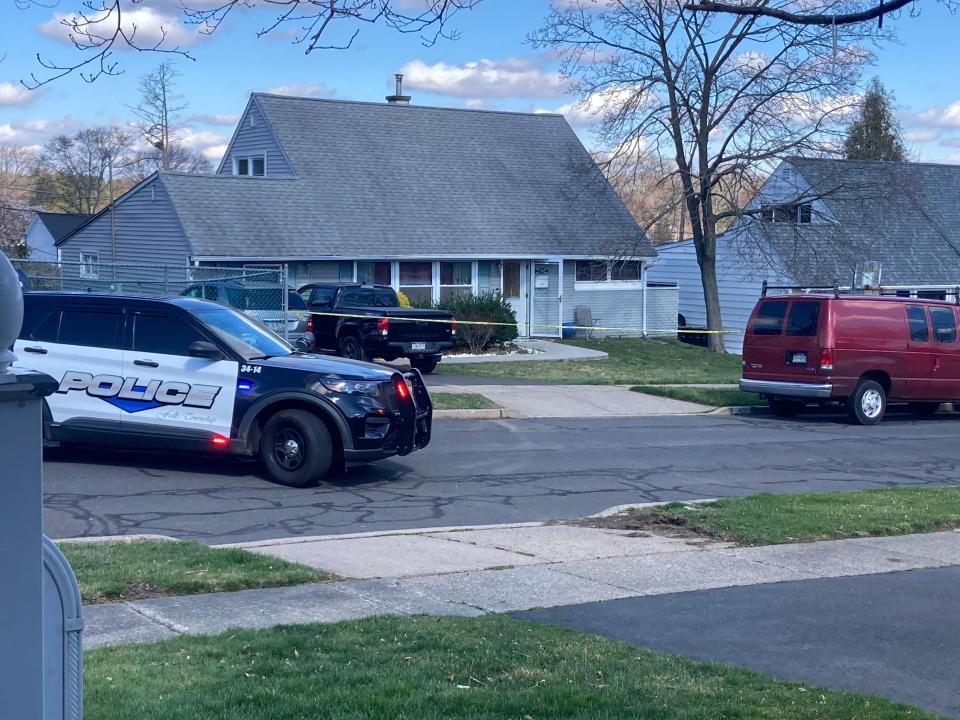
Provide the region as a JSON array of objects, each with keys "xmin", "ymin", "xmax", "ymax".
[
  {"xmin": 647, "ymin": 157, "xmax": 960, "ymax": 353},
  {"xmin": 22, "ymin": 212, "xmax": 92, "ymax": 261},
  {"xmin": 56, "ymin": 91, "xmax": 677, "ymax": 338}
]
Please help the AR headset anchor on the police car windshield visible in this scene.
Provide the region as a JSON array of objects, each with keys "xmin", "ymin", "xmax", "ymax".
[{"xmin": 190, "ymin": 305, "xmax": 292, "ymax": 360}]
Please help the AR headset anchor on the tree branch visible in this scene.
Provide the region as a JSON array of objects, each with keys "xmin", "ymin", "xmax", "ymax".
[{"xmin": 683, "ymin": 0, "xmax": 914, "ymax": 26}]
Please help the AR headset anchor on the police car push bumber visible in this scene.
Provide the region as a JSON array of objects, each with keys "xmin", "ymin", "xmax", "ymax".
[{"xmin": 16, "ymin": 292, "xmax": 433, "ymax": 487}]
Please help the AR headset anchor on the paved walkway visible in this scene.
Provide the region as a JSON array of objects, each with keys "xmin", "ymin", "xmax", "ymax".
[
  {"xmin": 83, "ymin": 523, "xmax": 960, "ymax": 650},
  {"xmin": 430, "ymin": 383, "xmax": 710, "ymax": 417}
]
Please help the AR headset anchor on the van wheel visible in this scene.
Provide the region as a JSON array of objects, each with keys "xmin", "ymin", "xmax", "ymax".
[
  {"xmin": 339, "ymin": 334, "xmax": 368, "ymax": 362},
  {"xmin": 260, "ymin": 410, "xmax": 332, "ymax": 488},
  {"xmin": 769, "ymin": 399, "xmax": 804, "ymax": 417},
  {"xmin": 910, "ymin": 402, "xmax": 940, "ymax": 416},
  {"xmin": 847, "ymin": 379, "xmax": 886, "ymax": 425}
]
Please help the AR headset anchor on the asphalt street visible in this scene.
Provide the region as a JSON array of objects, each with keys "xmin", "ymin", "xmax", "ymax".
[
  {"xmin": 44, "ymin": 411, "xmax": 960, "ymax": 543},
  {"xmin": 516, "ymin": 566, "xmax": 960, "ymax": 719}
]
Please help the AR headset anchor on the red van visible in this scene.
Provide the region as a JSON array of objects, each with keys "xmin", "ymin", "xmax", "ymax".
[{"xmin": 740, "ymin": 293, "xmax": 960, "ymax": 424}]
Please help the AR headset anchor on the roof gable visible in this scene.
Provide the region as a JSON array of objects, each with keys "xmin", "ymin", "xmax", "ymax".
[
  {"xmin": 35, "ymin": 212, "xmax": 94, "ymax": 242},
  {"xmin": 216, "ymin": 95, "xmax": 295, "ymax": 177}
]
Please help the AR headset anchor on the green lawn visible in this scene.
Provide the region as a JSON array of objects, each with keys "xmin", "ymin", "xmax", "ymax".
[
  {"xmin": 636, "ymin": 486, "xmax": 960, "ymax": 545},
  {"xmin": 431, "ymin": 392, "xmax": 499, "ymax": 410},
  {"xmin": 60, "ymin": 540, "xmax": 331, "ymax": 604},
  {"xmin": 436, "ymin": 338, "xmax": 741, "ymax": 385},
  {"xmin": 632, "ymin": 385, "xmax": 766, "ymax": 407},
  {"xmin": 84, "ymin": 615, "xmax": 939, "ymax": 720}
]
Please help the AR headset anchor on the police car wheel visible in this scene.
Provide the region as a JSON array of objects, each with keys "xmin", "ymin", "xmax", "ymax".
[
  {"xmin": 339, "ymin": 334, "xmax": 368, "ymax": 362},
  {"xmin": 260, "ymin": 410, "xmax": 333, "ymax": 488}
]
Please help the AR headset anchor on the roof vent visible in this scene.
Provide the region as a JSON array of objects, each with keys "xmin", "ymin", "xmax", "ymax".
[{"xmin": 386, "ymin": 73, "xmax": 411, "ymax": 105}]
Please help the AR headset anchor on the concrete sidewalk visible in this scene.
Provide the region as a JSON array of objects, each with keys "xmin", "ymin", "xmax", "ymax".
[
  {"xmin": 431, "ymin": 383, "xmax": 711, "ymax": 418},
  {"xmin": 83, "ymin": 522, "xmax": 960, "ymax": 650},
  {"xmin": 441, "ymin": 339, "xmax": 608, "ymax": 364}
]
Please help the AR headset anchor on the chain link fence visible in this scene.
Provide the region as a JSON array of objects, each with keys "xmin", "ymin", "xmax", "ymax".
[{"xmin": 11, "ymin": 259, "xmax": 302, "ymax": 341}]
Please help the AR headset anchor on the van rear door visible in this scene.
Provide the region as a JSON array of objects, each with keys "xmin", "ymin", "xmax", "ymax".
[{"xmin": 743, "ymin": 298, "xmax": 823, "ymax": 380}]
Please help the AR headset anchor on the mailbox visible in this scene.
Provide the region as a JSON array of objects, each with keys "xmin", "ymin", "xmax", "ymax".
[{"xmin": 44, "ymin": 537, "xmax": 84, "ymax": 720}]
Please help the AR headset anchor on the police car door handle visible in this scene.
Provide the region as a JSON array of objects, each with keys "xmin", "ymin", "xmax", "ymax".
[
  {"xmin": 23, "ymin": 346, "xmax": 47, "ymax": 354},
  {"xmin": 134, "ymin": 359, "xmax": 159, "ymax": 368}
]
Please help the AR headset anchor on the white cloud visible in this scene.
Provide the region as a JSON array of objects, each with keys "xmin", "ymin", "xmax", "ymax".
[
  {"xmin": 911, "ymin": 101, "xmax": 960, "ymax": 129},
  {"xmin": 399, "ymin": 58, "xmax": 570, "ymax": 99},
  {"xmin": 175, "ymin": 127, "xmax": 230, "ymax": 163},
  {"xmin": 0, "ymin": 116, "xmax": 83, "ymax": 147},
  {"xmin": 0, "ymin": 83, "xmax": 37, "ymax": 108},
  {"xmin": 904, "ymin": 128, "xmax": 940, "ymax": 143},
  {"xmin": 537, "ymin": 86, "xmax": 651, "ymax": 128},
  {"xmin": 39, "ymin": 5, "xmax": 202, "ymax": 49},
  {"xmin": 266, "ymin": 83, "xmax": 336, "ymax": 98},
  {"xmin": 188, "ymin": 113, "xmax": 241, "ymax": 126},
  {"xmin": 938, "ymin": 136, "xmax": 960, "ymax": 148}
]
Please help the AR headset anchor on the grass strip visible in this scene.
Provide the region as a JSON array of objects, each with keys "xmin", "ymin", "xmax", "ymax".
[
  {"xmin": 636, "ymin": 486, "xmax": 960, "ymax": 545},
  {"xmin": 84, "ymin": 615, "xmax": 941, "ymax": 720},
  {"xmin": 431, "ymin": 392, "xmax": 499, "ymax": 410},
  {"xmin": 632, "ymin": 385, "xmax": 766, "ymax": 407},
  {"xmin": 60, "ymin": 540, "xmax": 332, "ymax": 604},
  {"xmin": 437, "ymin": 338, "xmax": 741, "ymax": 385}
]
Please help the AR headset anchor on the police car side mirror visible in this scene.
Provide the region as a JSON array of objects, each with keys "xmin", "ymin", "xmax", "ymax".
[{"xmin": 188, "ymin": 341, "xmax": 224, "ymax": 361}]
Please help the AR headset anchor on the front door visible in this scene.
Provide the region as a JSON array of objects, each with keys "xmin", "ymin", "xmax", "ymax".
[{"xmin": 502, "ymin": 261, "xmax": 528, "ymax": 336}]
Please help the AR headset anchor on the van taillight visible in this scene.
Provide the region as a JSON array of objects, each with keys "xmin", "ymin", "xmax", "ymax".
[
  {"xmin": 820, "ymin": 349, "xmax": 834, "ymax": 371},
  {"xmin": 378, "ymin": 317, "xmax": 389, "ymax": 336}
]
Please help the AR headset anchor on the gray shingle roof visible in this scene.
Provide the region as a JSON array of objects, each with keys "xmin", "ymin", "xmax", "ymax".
[
  {"xmin": 35, "ymin": 212, "xmax": 94, "ymax": 242},
  {"xmin": 760, "ymin": 157, "xmax": 960, "ymax": 286},
  {"xmin": 164, "ymin": 95, "xmax": 651, "ymax": 259}
]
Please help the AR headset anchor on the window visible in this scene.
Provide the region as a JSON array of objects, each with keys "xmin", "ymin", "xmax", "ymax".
[
  {"xmin": 190, "ymin": 305, "xmax": 291, "ymax": 360},
  {"xmin": 80, "ymin": 252, "xmax": 99, "ymax": 279},
  {"xmin": 502, "ymin": 262, "xmax": 521, "ymax": 298},
  {"xmin": 918, "ymin": 290, "xmax": 947, "ymax": 301},
  {"xmin": 786, "ymin": 301, "xmax": 820, "ymax": 336},
  {"xmin": 575, "ymin": 260, "xmax": 643, "ymax": 285},
  {"xmin": 339, "ymin": 288, "xmax": 376, "ymax": 308},
  {"xmin": 357, "ymin": 261, "xmax": 392, "ymax": 286},
  {"xmin": 305, "ymin": 286, "xmax": 336, "ymax": 308},
  {"xmin": 234, "ymin": 155, "xmax": 265, "ymax": 176},
  {"xmin": 440, "ymin": 261, "xmax": 472, "ymax": 301},
  {"xmin": 374, "ymin": 288, "xmax": 399, "ymax": 307},
  {"xmin": 133, "ymin": 314, "xmax": 205, "ymax": 356},
  {"xmin": 929, "ymin": 306, "xmax": 957, "ymax": 343},
  {"xmin": 752, "ymin": 300, "xmax": 788, "ymax": 335},
  {"xmin": 58, "ymin": 310, "xmax": 122, "ymax": 349},
  {"xmin": 19, "ymin": 306, "xmax": 60, "ymax": 342},
  {"xmin": 399, "ymin": 262, "xmax": 433, "ymax": 306},
  {"xmin": 759, "ymin": 203, "xmax": 813, "ymax": 224},
  {"xmin": 906, "ymin": 305, "xmax": 929, "ymax": 342}
]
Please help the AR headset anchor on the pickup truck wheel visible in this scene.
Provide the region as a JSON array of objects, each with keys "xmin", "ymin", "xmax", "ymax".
[
  {"xmin": 410, "ymin": 357, "xmax": 438, "ymax": 374},
  {"xmin": 260, "ymin": 409, "xmax": 332, "ymax": 488},
  {"xmin": 847, "ymin": 379, "xmax": 886, "ymax": 425},
  {"xmin": 768, "ymin": 399, "xmax": 804, "ymax": 417},
  {"xmin": 339, "ymin": 334, "xmax": 368, "ymax": 362}
]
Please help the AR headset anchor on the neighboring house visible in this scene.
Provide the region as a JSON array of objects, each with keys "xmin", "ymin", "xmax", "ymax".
[
  {"xmin": 22, "ymin": 212, "xmax": 92, "ymax": 262},
  {"xmin": 57, "ymin": 91, "xmax": 676, "ymax": 338},
  {"xmin": 647, "ymin": 157, "xmax": 960, "ymax": 354}
]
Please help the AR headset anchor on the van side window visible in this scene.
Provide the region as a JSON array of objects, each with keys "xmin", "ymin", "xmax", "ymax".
[
  {"xmin": 906, "ymin": 305, "xmax": 929, "ymax": 342},
  {"xmin": 929, "ymin": 307, "xmax": 957, "ymax": 343},
  {"xmin": 786, "ymin": 301, "xmax": 820, "ymax": 336},
  {"xmin": 753, "ymin": 301, "xmax": 788, "ymax": 335}
]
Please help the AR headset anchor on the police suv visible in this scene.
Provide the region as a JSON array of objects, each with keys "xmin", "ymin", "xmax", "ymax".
[{"xmin": 15, "ymin": 292, "xmax": 433, "ymax": 487}]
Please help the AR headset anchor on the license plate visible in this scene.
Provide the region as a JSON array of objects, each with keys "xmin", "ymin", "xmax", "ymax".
[
  {"xmin": 790, "ymin": 352, "xmax": 807, "ymax": 365},
  {"xmin": 411, "ymin": 342, "xmax": 426, "ymax": 351}
]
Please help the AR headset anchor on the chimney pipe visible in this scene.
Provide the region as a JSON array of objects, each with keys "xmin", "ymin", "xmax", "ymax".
[{"xmin": 386, "ymin": 73, "xmax": 411, "ymax": 105}]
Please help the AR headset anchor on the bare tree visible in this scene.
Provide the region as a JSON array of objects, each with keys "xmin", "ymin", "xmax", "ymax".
[
  {"xmin": 21, "ymin": 0, "xmax": 482, "ymax": 87},
  {"xmin": 125, "ymin": 61, "xmax": 212, "ymax": 178},
  {"xmin": 36, "ymin": 127, "xmax": 132, "ymax": 214},
  {"xmin": 685, "ymin": 0, "xmax": 957, "ymax": 28},
  {"xmin": 0, "ymin": 190, "xmax": 31, "ymax": 259},
  {"xmin": 0, "ymin": 145, "xmax": 37, "ymax": 187},
  {"xmin": 534, "ymin": 0, "xmax": 875, "ymax": 352}
]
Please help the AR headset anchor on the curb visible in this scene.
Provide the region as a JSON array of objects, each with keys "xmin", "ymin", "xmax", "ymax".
[
  {"xmin": 707, "ymin": 405, "xmax": 772, "ymax": 416},
  {"xmin": 433, "ymin": 408, "xmax": 511, "ymax": 420},
  {"xmin": 56, "ymin": 534, "xmax": 178, "ymax": 544}
]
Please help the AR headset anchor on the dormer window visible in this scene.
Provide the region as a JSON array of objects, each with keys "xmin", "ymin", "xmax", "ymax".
[
  {"xmin": 759, "ymin": 202, "xmax": 812, "ymax": 224},
  {"xmin": 234, "ymin": 155, "xmax": 265, "ymax": 176}
]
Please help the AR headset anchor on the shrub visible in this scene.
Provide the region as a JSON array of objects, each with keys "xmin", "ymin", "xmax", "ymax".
[
  {"xmin": 395, "ymin": 290, "xmax": 412, "ymax": 307},
  {"xmin": 436, "ymin": 292, "xmax": 518, "ymax": 354}
]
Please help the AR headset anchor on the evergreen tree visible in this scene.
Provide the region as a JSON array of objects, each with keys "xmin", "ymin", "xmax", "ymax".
[{"xmin": 844, "ymin": 78, "xmax": 907, "ymax": 161}]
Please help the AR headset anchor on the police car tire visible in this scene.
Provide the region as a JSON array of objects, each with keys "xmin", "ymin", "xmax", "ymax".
[{"xmin": 260, "ymin": 410, "xmax": 333, "ymax": 488}]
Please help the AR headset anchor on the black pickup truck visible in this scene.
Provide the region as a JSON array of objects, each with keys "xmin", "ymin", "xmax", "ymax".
[{"xmin": 298, "ymin": 283, "xmax": 456, "ymax": 373}]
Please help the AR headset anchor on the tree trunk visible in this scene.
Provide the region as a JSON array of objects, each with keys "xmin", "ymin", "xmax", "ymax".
[{"xmin": 696, "ymin": 243, "xmax": 727, "ymax": 354}]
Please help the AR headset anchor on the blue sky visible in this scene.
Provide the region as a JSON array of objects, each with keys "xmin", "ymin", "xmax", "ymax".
[{"xmin": 1, "ymin": 0, "xmax": 958, "ymax": 165}]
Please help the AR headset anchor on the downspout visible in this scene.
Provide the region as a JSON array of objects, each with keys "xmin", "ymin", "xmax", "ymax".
[{"xmin": 642, "ymin": 262, "xmax": 648, "ymax": 338}]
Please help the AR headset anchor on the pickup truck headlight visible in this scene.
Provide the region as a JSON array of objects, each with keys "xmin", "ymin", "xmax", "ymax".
[{"xmin": 321, "ymin": 379, "xmax": 381, "ymax": 397}]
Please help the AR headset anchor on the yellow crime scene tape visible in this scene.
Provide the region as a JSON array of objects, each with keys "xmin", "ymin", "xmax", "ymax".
[{"xmin": 304, "ymin": 310, "xmax": 740, "ymax": 335}]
